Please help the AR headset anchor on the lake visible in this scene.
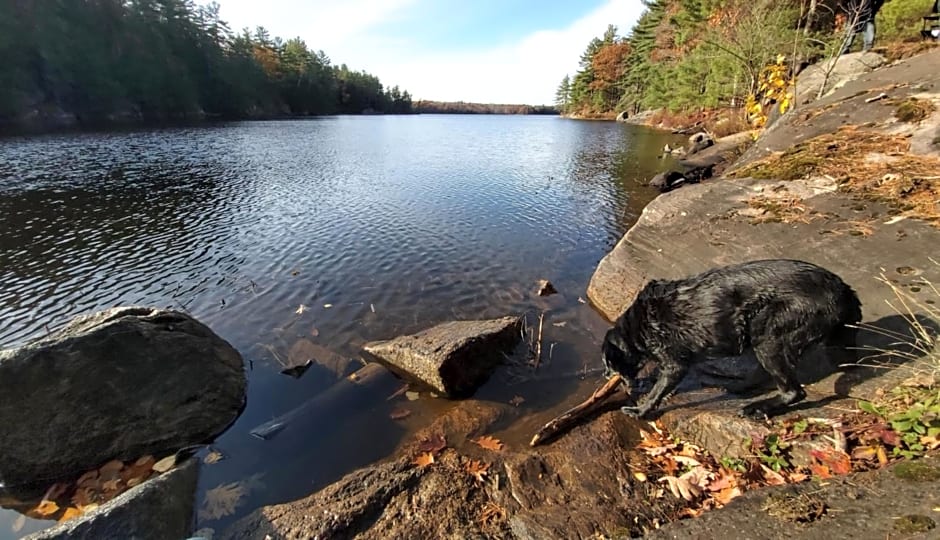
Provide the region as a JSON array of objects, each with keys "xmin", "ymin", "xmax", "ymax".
[{"xmin": 0, "ymin": 115, "xmax": 681, "ymax": 536}]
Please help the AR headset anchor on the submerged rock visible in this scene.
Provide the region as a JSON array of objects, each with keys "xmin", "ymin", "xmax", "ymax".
[
  {"xmin": 363, "ymin": 316, "xmax": 523, "ymax": 397},
  {"xmin": 0, "ymin": 307, "xmax": 246, "ymax": 486},
  {"xmin": 25, "ymin": 459, "xmax": 199, "ymax": 540},
  {"xmin": 535, "ymin": 280, "xmax": 557, "ymax": 297}
]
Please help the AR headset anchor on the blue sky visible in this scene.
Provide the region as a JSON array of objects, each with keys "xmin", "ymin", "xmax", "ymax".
[{"xmin": 208, "ymin": 0, "xmax": 647, "ymax": 104}]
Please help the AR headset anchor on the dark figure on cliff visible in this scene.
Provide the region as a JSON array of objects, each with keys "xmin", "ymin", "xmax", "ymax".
[
  {"xmin": 841, "ymin": 0, "xmax": 886, "ymax": 54},
  {"xmin": 601, "ymin": 259, "xmax": 861, "ymax": 420}
]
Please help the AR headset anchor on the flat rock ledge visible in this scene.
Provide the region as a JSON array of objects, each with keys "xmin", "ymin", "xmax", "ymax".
[
  {"xmin": 0, "ymin": 306, "xmax": 246, "ymax": 486},
  {"xmin": 587, "ymin": 47, "xmax": 940, "ymax": 470},
  {"xmin": 363, "ymin": 316, "xmax": 523, "ymax": 397}
]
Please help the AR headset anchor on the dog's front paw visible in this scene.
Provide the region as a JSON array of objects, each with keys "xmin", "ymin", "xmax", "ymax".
[
  {"xmin": 739, "ymin": 403, "xmax": 770, "ymax": 420},
  {"xmin": 620, "ymin": 405, "xmax": 641, "ymax": 417},
  {"xmin": 621, "ymin": 405, "xmax": 653, "ymax": 419}
]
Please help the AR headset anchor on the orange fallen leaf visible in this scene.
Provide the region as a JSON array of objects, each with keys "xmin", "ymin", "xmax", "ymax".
[
  {"xmin": 99, "ymin": 459, "xmax": 124, "ymax": 476},
  {"xmin": 760, "ymin": 465, "xmax": 787, "ymax": 486},
  {"xmin": 465, "ymin": 459, "xmax": 490, "ymax": 483},
  {"xmin": 34, "ymin": 500, "xmax": 59, "ymax": 517},
  {"xmin": 412, "ymin": 453, "xmax": 435, "ymax": 467},
  {"xmin": 76, "ymin": 470, "xmax": 99, "ymax": 488},
  {"xmin": 787, "ymin": 471, "xmax": 809, "ymax": 483},
  {"xmin": 71, "ymin": 487, "xmax": 95, "ymax": 508},
  {"xmin": 58, "ymin": 507, "xmax": 82, "ymax": 523},
  {"xmin": 127, "ymin": 476, "xmax": 146, "ymax": 488},
  {"xmin": 475, "ymin": 435, "xmax": 504, "ymax": 452},
  {"xmin": 712, "ymin": 486, "xmax": 743, "ymax": 506},
  {"xmin": 102, "ymin": 478, "xmax": 122, "ymax": 492},
  {"xmin": 706, "ymin": 472, "xmax": 737, "ymax": 492},
  {"xmin": 809, "ymin": 463, "xmax": 832, "ymax": 479},
  {"xmin": 679, "ymin": 507, "xmax": 704, "ymax": 518}
]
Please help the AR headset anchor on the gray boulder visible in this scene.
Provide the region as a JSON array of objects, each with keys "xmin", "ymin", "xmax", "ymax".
[
  {"xmin": 0, "ymin": 307, "xmax": 246, "ymax": 486},
  {"xmin": 687, "ymin": 131, "xmax": 714, "ymax": 155},
  {"xmin": 25, "ymin": 458, "xmax": 199, "ymax": 540},
  {"xmin": 363, "ymin": 316, "xmax": 523, "ymax": 397},
  {"xmin": 795, "ymin": 51, "xmax": 886, "ymax": 105}
]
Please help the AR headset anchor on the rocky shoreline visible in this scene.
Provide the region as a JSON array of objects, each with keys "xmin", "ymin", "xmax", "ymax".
[
  {"xmin": 220, "ymin": 47, "xmax": 940, "ymax": 539},
  {"xmin": 3, "ymin": 47, "xmax": 938, "ymax": 539}
]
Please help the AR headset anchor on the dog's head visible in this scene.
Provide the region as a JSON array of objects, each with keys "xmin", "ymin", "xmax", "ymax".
[{"xmin": 601, "ymin": 328, "xmax": 642, "ymax": 380}]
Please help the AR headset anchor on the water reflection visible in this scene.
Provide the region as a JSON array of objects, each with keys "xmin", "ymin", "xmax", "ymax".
[{"xmin": 0, "ymin": 116, "xmax": 681, "ymax": 536}]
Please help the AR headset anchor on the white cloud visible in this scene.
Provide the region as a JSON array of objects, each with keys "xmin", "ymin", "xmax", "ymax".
[
  {"xmin": 357, "ymin": 0, "xmax": 646, "ymax": 104},
  {"xmin": 211, "ymin": 0, "xmax": 646, "ymax": 104},
  {"xmin": 212, "ymin": 0, "xmax": 417, "ymax": 51}
]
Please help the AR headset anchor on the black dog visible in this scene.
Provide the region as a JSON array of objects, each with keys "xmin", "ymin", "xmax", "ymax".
[{"xmin": 601, "ymin": 259, "xmax": 862, "ymax": 419}]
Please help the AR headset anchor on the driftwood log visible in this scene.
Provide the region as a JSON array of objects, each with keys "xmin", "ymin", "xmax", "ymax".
[
  {"xmin": 250, "ymin": 362, "xmax": 391, "ymax": 440},
  {"xmin": 529, "ymin": 374, "xmax": 629, "ymax": 446}
]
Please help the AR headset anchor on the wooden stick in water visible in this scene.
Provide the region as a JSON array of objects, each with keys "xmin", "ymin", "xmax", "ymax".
[
  {"xmin": 529, "ymin": 373, "xmax": 627, "ymax": 447},
  {"xmin": 532, "ymin": 312, "xmax": 545, "ymax": 369}
]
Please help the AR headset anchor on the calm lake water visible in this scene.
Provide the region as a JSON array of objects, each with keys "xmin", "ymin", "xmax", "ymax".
[{"xmin": 0, "ymin": 115, "xmax": 682, "ymax": 536}]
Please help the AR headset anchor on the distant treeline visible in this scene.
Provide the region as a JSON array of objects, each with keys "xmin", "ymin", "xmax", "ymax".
[
  {"xmin": 0, "ymin": 0, "xmax": 413, "ymax": 128},
  {"xmin": 414, "ymin": 101, "xmax": 558, "ymax": 115}
]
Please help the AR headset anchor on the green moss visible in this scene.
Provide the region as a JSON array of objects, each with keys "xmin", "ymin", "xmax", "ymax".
[
  {"xmin": 895, "ymin": 98, "xmax": 936, "ymax": 123},
  {"xmin": 894, "ymin": 514, "xmax": 936, "ymax": 533},
  {"xmin": 892, "ymin": 460, "xmax": 940, "ymax": 481}
]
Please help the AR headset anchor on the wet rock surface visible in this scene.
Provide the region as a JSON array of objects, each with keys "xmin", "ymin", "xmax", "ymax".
[
  {"xmin": 363, "ymin": 316, "xmax": 524, "ymax": 397},
  {"xmin": 0, "ymin": 307, "xmax": 246, "ymax": 486},
  {"xmin": 222, "ymin": 398, "xmax": 684, "ymax": 540}
]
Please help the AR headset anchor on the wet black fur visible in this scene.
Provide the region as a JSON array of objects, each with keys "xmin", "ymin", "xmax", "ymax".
[{"xmin": 601, "ymin": 259, "xmax": 862, "ymax": 419}]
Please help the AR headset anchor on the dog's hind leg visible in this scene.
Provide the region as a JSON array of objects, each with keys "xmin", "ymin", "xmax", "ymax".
[
  {"xmin": 740, "ymin": 340, "xmax": 807, "ymax": 419},
  {"xmin": 622, "ymin": 355, "xmax": 688, "ymax": 419}
]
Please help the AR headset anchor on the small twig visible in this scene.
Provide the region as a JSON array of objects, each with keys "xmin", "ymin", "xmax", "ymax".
[
  {"xmin": 865, "ymin": 92, "xmax": 888, "ymax": 103},
  {"xmin": 530, "ymin": 374, "xmax": 627, "ymax": 446},
  {"xmin": 532, "ymin": 312, "xmax": 545, "ymax": 370}
]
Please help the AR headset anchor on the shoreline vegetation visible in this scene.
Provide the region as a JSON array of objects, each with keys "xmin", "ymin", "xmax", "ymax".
[
  {"xmin": 555, "ymin": 0, "xmax": 938, "ymax": 134},
  {"xmin": 0, "ymin": 0, "xmax": 415, "ymax": 132}
]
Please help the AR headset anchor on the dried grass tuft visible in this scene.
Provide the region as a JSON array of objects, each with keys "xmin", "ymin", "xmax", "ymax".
[{"xmin": 732, "ymin": 126, "xmax": 940, "ymax": 224}]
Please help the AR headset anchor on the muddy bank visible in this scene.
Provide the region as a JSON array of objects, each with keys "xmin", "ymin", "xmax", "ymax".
[{"xmin": 223, "ymin": 398, "xmax": 686, "ymax": 539}]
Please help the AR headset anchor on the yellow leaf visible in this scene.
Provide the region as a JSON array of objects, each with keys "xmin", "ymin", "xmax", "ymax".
[
  {"xmin": 412, "ymin": 452, "xmax": 435, "ymax": 467},
  {"xmin": 34, "ymin": 500, "xmax": 59, "ymax": 517},
  {"xmin": 58, "ymin": 507, "xmax": 83, "ymax": 523},
  {"xmin": 475, "ymin": 435, "xmax": 504, "ymax": 452},
  {"xmin": 204, "ymin": 451, "xmax": 225, "ymax": 465},
  {"xmin": 633, "ymin": 472, "xmax": 648, "ymax": 482},
  {"xmin": 152, "ymin": 455, "xmax": 177, "ymax": 473}
]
